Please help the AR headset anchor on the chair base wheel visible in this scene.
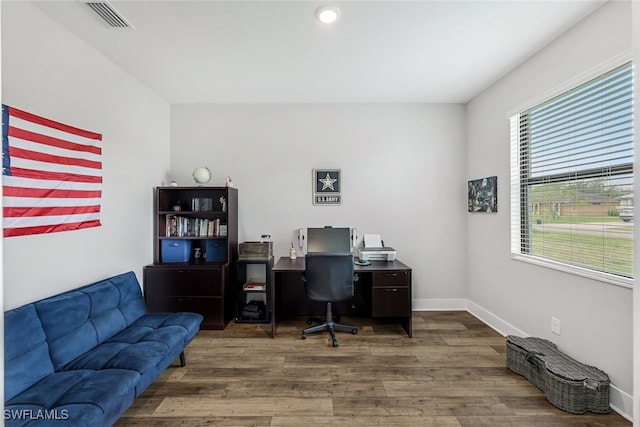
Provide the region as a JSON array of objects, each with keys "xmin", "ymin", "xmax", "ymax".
[
  {"xmin": 301, "ymin": 302, "xmax": 357, "ymax": 347},
  {"xmin": 301, "ymin": 334, "xmax": 307, "ymax": 339}
]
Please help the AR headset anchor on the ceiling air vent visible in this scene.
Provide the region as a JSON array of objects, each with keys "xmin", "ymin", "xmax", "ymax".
[{"xmin": 84, "ymin": 1, "xmax": 133, "ymax": 28}]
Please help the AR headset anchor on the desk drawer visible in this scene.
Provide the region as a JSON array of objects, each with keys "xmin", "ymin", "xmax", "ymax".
[
  {"xmin": 372, "ymin": 287, "xmax": 411, "ymax": 317},
  {"xmin": 144, "ymin": 267, "xmax": 224, "ymax": 296},
  {"xmin": 372, "ymin": 271, "xmax": 410, "ymax": 317},
  {"xmin": 372, "ymin": 271, "xmax": 410, "ymax": 288}
]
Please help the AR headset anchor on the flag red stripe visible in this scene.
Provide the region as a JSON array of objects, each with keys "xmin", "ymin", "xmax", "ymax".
[
  {"xmin": 4, "ymin": 205, "xmax": 101, "ymax": 217},
  {"xmin": 3, "ymin": 220, "xmax": 101, "ymax": 237},
  {"xmin": 9, "ymin": 146, "xmax": 102, "ymax": 170},
  {"xmin": 9, "ymin": 127, "xmax": 102, "ymax": 155},
  {"xmin": 3, "ymin": 186, "xmax": 101, "ymax": 199},
  {"xmin": 9, "ymin": 167, "xmax": 102, "ymax": 183},
  {"xmin": 8, "ymin": 106, "xmax": 102, "ymax": 141},
  {"xmin": 3, "ymin": 105, "xmax": 103, "ymax": 238}
]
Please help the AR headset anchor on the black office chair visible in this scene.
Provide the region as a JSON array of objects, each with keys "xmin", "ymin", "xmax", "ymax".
[{"xmin": 301, "ymin": 253, "xmax": 358, "ymax": 347}]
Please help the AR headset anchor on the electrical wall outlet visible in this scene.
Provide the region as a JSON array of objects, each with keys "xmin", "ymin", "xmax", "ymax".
[{"xmin": 551, "ymin": 317, "xmax": 561, "ymax": 335}]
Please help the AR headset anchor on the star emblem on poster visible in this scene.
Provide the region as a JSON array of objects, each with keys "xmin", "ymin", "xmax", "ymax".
[{"xmin": 319, "ymin": 173, "xmax": 337, "ymax": 191}]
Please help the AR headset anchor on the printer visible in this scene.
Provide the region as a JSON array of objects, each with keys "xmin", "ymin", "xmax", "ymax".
[{"xmin": 357, "ymin": 233, "xmax": 397, "ymax": 262}]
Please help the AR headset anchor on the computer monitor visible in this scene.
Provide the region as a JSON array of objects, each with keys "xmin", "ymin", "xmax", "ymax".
[{"xmin": 306, "ymin": 227, "xmax": 351, "ymax": 253}]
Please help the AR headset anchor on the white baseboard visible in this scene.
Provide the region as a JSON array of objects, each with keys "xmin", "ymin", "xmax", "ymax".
[
  {"xmin": 412, "ymin": 298, "xmax": 633, "ymax": 422},
  {"xmin": 609, "ymin": 387, "xmax": 634, "ymax": 423},
  {"xmin": 412, "ymin": 298, "xmax": 467, "ymax": 311},
  {"xmin": 465, "ymin": 300, "xmax": 528, "ymax": 337}
]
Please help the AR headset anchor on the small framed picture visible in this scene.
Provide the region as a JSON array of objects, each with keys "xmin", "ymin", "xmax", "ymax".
[
  {"xmin": 313, "ymin": 169, "xmax": 341, "ymax": 205},
  {"xmin": 468, "ymin": 176, "xmax": 497, "ymax": 212}
]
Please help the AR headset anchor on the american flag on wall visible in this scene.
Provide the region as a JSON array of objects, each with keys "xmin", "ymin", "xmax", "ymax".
[{"xmin": 2, "ymin": 105, "xmax": 103, "ymax": 237}]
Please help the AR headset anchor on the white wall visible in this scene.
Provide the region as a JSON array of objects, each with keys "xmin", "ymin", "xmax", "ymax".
[
  {"xmin": 466, "ymin": 0, "xmax": 633, "ymax": 417},
  {"xmin": 1, "ymin": 2, "xmax": 170, "ymax": 309},
  {"xmin": 170, "ymin": 104, "xmax": 467, "ymax": 303}
]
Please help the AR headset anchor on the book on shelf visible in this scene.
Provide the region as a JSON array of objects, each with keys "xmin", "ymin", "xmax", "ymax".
[
  {"xmin": 165, "ymin": 215, "xmax": 224, "ymax": 238},
  {"xmin": 191, "ymin": 197, "xmax": 213, "ymax": 211}
]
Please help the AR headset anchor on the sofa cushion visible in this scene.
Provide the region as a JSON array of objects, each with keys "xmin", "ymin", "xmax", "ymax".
[
  {"xmin": 63, "ymin": 338, "xmax": 178, "ymax": 373},
  {"xmin": 106, "ymin": 271, "xmax": 148, "ymax": 323},
  {"xmin": 5, "ymin": 369, "xmax": 139, "ymax": 427},
  {"xmin": 61, "ymin": 312, "xmax": 202, "ymax": 395},
  {"xmin": 34, "ymin": 291, "xmax": 98, "ymax": 371},
  {"xmin": 35, "ymin": 271, "xmax": 147, "ymax": 370},
  {"xmin": 4, "ymin": 304, "xmax": 55, "ymax": 401},
  {"xmin": 129, "ymin": 312, "xmax": 202, "ymax": 346}
]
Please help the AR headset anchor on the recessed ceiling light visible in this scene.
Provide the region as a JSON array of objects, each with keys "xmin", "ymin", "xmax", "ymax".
[{"xmin": 315, "ymin": 5, "xmax": 340, "ymax": 24}]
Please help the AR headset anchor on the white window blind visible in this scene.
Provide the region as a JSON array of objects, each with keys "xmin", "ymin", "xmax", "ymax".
[{"xmin": 510, "ymin": 62, "xmax": 634, "ymax": 281}]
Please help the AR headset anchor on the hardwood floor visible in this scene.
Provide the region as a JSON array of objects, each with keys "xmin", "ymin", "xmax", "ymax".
[{"xmin": 115, "ymin": 311, "xmax": 631, "ymax": 426}]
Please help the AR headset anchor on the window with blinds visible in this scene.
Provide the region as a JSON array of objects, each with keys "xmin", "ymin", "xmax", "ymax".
[{"xmin": 510, "ymin": 62, "xmax": 634, "ymax": 282}]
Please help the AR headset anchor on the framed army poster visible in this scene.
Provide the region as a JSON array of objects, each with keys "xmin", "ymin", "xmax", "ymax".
[{"xmin": 312, "ymin": 169, "xmax": 341, "ymax": 206}]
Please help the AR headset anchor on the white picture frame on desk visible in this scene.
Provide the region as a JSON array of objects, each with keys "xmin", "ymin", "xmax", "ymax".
[{"xmin": 313, "ymin": 168, "xmax": 341, "ymax": 206}]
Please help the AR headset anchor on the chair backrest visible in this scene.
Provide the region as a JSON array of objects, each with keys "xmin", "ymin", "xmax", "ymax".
[{"xmin": 304, "ymin": 253, "xmax": 355, "ymax": 302}]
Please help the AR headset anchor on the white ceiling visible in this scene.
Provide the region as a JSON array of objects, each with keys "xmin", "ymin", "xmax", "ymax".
[{"xmin": 33, "ymin": 0, "xmax": 606, "ymax": 104}]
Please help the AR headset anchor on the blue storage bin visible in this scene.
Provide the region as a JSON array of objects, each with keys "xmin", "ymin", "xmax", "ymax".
[
  {"xmin": 161, "ymin": 239, "xmax": 192, "ymax": 263},
  {"xmin": 206, "ymin": 239, "xmax": 227, "ymax": 262}
]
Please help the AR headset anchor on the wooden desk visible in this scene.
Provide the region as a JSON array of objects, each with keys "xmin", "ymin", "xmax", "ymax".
[{"xmin": 270, "ymin": 256, "xmax": 412, "ymax": 338}]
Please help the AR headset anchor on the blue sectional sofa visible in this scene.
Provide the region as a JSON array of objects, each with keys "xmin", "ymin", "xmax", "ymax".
[{"xmin": 4, "ymin": 271, "xmax": 203, "ymax": 426}]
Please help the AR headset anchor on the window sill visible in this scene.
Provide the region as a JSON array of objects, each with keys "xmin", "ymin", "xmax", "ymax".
[{"xmin": 510, "ymin": 253, "xmax": 633, "ymax": 290}]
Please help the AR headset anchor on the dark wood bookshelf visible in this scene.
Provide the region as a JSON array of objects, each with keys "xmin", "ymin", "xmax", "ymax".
[{"xmin": 144, "ymin": 186, "xmax": 238, "ymax": 329}]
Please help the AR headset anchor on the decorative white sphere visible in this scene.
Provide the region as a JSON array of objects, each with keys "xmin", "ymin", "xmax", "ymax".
[{"xmin": 192, "ymin": 167, "xmax": 211, "ymax": 185}]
